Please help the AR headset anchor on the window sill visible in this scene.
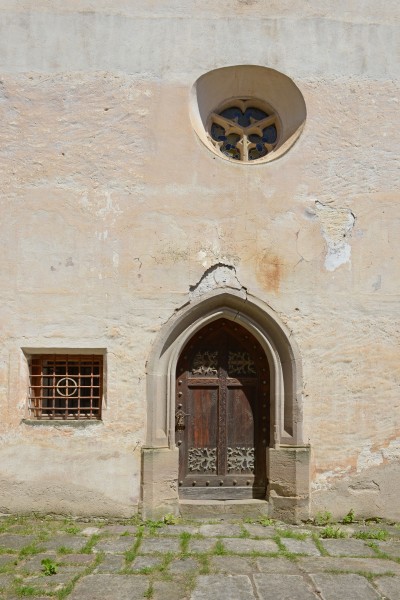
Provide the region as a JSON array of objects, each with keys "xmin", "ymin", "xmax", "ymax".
[{"xmin": 21, "ymin": 419, "xmax": 103, "ymax": 428}]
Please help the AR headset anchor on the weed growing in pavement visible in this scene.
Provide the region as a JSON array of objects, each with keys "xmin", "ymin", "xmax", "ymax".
[
  {"xmin": 354, "ymin": 530, "xmax": 388, "ymax": 541},
  {"xmin": 80, "ymin": 534, "xmax": 100, "ymax": 554},
  {"xmin": 63, "ymin": 525, "xmax": 80, "ymax": 535},
  {"xmin": 320, "ymin": 526, "xmax": 346, "ymax": 539},
  {"xmin": 41, "ymin": 557, "xmax": 57, "ymax": 576},
  {"xmin": 213, "ymin": 540, "xmax": 226, "ymax": 555},
  {"xmin": 342, "ymin": 509, "xmax": 355, "ymax": 524},
  {"xmin": 180, "ymin": 531, "xmax": 191, "ymax": 554},
  {"xmin": 56, "ymin": 552, "xmax": 103, "ymax": 600},
  {"xmin": 276, "ymin": 529, "xmax": 308, "ymax": 540},
  {"xmin": 57, "ymin": 546, "xmax": 74, "ymax": 555},
  {"xmin": 163, "ymin": 513, "xmax": 181, "ymax": 525},
  {"xmin": 312, "ymin": 534, "xmax": 329, "ymax": 556},
  {"xmin": 15, "ymin": 582, "xmax": 47, "ymax": 597},
  {"xmin": 314, "ymin": 511, "xmax": 333, "ymax": 526},
  {"xmin": 19, "ymin": 544, "xmax": 45, "ymax": 558},
  {"xmin": 326, "ymin": 568, "xmax": 395, "ymax": 581},
  {"xmin": 144, "ymin": 582, "xmax": 154, "ymax": 599}
]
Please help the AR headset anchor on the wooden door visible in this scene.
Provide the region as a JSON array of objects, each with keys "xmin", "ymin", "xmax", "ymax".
[{"xmin": 176, "ymin": 319, "xmax": 270, "ymax": 499}]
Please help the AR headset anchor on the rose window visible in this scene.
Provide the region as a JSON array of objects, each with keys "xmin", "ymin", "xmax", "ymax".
[{"xmin": 208, "ymin": 99, "xmax": 279, "ymax": 162}]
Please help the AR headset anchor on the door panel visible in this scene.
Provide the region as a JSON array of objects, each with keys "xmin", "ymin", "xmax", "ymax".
[
  {"xmin": 176, "ymin": 319, "xmax": 269, "ymax": 499},
  {"xmin": 189, "ymin": 387, "xmax": 218, "ymax": 448}
]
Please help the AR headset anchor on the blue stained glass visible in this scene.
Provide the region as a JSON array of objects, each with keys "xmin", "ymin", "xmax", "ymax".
[
  {"xmin": 211, "ymin": 123, "xmax": 226, "ymax": 142},
  {"xmin": 219, "ymin": 106, "xmax": 268, "ymax": 127},
  {"xmin": 262, "ymin": 125, "xmax": 277, "ymax": 144},
  {"xmin": 219, "ymin": 106, "xmax": 243, "ymax": 123},
  {"xmin": 256, "ymin": 143, "xmax": 263, "ymax": 151},
  {"xmin": 249, "ymin": 134, "xmax": 262, "ymax": 144}
]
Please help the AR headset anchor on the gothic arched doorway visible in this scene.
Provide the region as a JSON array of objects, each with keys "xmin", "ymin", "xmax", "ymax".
[{"xmin": 175, "ymin": 318, "xmax": 270, "ymax": 499}]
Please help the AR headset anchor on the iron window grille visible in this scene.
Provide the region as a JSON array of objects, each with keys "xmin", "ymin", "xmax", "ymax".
[{"xmin": 28, "ymin": 355, "xmax": 103, "ymax": 420}]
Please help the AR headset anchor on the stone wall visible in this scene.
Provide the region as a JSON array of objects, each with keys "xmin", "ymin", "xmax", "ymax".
[{"xmin": 0, "ymin": 0, "xmax": 399, "ymax": 519}]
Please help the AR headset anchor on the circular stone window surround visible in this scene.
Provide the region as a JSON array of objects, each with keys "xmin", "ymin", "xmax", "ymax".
[{"xmin": 190, "ymin": 65, "xmax": 307, "ymax": 165}]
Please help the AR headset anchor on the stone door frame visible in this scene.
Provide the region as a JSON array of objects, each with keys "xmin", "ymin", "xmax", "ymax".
[{"xmin": 141, "ymin": 290, "xmax": 310, "ymax": 522}]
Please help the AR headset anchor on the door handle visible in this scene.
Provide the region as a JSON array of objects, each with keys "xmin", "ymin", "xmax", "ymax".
[{"xmin": 175, "ymin": 405, "xmax": 190, "ymax": 429}]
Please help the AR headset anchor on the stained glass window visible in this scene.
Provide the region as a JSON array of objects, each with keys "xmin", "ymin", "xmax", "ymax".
[{"xmin": 208, "ymin": 100, "xmax": 279, "ymax": 162}]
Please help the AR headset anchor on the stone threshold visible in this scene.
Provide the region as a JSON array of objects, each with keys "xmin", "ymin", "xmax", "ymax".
[{"xmin": 179, "ymin": 498, "xmax": 270, "ymax": 518}]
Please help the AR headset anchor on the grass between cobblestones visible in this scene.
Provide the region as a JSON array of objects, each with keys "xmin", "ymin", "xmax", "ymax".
[{"xmin": 0, "ymin": 514, "xmax": 399, "ymax": 598}]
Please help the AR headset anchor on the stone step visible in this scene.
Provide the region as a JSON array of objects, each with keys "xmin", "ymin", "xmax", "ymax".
[{"xmin": 179, "ymin": 499, "xmax": 270, "ymax": 519}]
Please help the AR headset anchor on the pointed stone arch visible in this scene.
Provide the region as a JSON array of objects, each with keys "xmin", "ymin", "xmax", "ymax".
[{"xmin": 142, "ymin": 290, "xmax": 310, "ymax": 522}]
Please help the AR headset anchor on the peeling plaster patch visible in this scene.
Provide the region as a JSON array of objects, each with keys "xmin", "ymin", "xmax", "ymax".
[
  {"xmin": 382, "ymin": 439, "xmax": 400, "ymax": 461},
  {"xmin": 355, "ymin": 440, "xmax": 400, "ymax": 473},
  {"xmin": 357, "ymin": 443, "xmax": 384, "ymax": 472},
  {"xmin": 189, "ymin": 264, "xmax": 245, "ymax": 300},
  {"xmin": 311, "ymin": 466, "xmax": 352, "ymax": 492},
  {"xmin": 314, "ymin": 201, "xmax": 355, "ymax": 271}
]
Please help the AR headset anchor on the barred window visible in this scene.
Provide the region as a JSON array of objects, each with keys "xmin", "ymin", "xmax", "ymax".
[{"xmin": 28, "ymin": 355, "xmax": 103, "ymax": 420}]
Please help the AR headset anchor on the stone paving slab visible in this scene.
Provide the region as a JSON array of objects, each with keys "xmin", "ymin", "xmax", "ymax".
[
  {"xmin": 22, "ymin": 570, "xmax": 80, "ymax": 592},
  {"xmin": 198, "ymin": 524, "xmax": 243, "ymax": 537},
  {"xmin": 0, "ymin": 554, "xmax": 15, "ymax": 568},
  {"xmin": 153, "ymin": 579, "xmax": 187, "ymax": 600},
  {"xmin": 243, "ymin": 525, "xmax": 276, "ymax": 538},
  {"xmin": 0, "ymin": 574, "xmax": 13, "ymax": 588},
  {"xmin": 256, "ymin": 557, "xmax": 302, "ymax": 573},
  {"xmin": 210, "ymin": 556, "xmax": 255, "ymax": 574},
  {"xmin": 169, "ymin": 557, "xmax": 199, "ymax": 574},
  {"xmin": 131, "ymin": 555, "xmax": 162, "ymax": 571},
  {"xmin": 298, "ymin": 556, "xmax": 400, "ymax": 575},
  {"xmin": 0, "ymin": 534, "xmax": 35, "ymax": 550},
  {"xmin": 43, "ymin": 535, "xmax": 87, "ymax": 552},
  {"xmin": 378, "ymin": 541, "xmax": 400, "ymax": 557},
  {"xmin": 81, "ymin": 527, "xmax": 102, "ymax": 536},
  {"xmin": 374, "ymin": 575, "xmax": 400, "ymax": 600},
  {"xmin": 59, "ymin": 553, "xmax": 95, "ymax": 565},
  {"xmin": 101, "ymin": 525, "xmax": 138, "ymax": 535},
  {"xmin": 18, "ymin": 552, "xmax": 58, "ymax": 572},
  {"xmin": 68, "ymin": 574, "xmax": 150, "ymax": 600},
  {"xmin": 139, "ymin": 537, "xmax": 181, "ymax": 554},
  {"xmin": 191, "ymin": 575, "xmax": 255, "ymax": 600},
  {"xmin": 94, "ymin": 536, "xmax": 136, "ymax": 553},
  {"xmin": 310, "ymin": 573, "xmax": 382, "ymax": 600},
  {"xmin": 188, "ymin": 538, "xmax": 217, "ymax": 553},
  {"xmin": 253, "ymin": 574, "xmax": 319, "ymax": 599},
  {"xmin": 222, "ymin": 537, "xmax": 278, "ymax": 553},
  {"xmin": 95, "ymin": 554, "xmax": 126, "ymax": 573},
  {"xmin": 280, "ymin": 538, "xmax": 321, "ymax": 555},
  {"xmin": 157, "ymin": 525, "xmax": 200, "ymax": 536},
  {"xmin": 321, "ymin": 538, "xmax": 377, "ymax": 557}
]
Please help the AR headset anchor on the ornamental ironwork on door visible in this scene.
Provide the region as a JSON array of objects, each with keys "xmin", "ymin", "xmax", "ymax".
[{"xmin": 175, "ymin": 319, "xmax": 270, "ymax": 499}]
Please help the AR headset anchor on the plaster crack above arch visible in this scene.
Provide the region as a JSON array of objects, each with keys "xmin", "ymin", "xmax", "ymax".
[{"xmin": 189, "ymin": 264, "xmax": 247, "ymax": 300}]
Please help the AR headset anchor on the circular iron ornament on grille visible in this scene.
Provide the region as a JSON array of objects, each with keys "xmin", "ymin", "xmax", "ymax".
[{"xmin": 56, "ymin": 377, "xmax": 78, "ymax": 397}]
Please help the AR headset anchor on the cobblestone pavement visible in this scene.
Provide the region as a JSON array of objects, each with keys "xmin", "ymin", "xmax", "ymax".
[{"xmin": 0, "ymin": 515, "xmax": 399, "ymax": 599}]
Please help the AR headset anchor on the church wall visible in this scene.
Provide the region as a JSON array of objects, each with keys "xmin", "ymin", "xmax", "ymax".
[{"xmin": 0, "ymin": 0, "xmax": 399, "ymax": 519}]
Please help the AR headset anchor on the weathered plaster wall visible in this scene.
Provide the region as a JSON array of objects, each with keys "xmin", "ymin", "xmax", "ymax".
[{"xmin": 0, "ymin": 0, "xmax": 399, "ymax": 518}]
